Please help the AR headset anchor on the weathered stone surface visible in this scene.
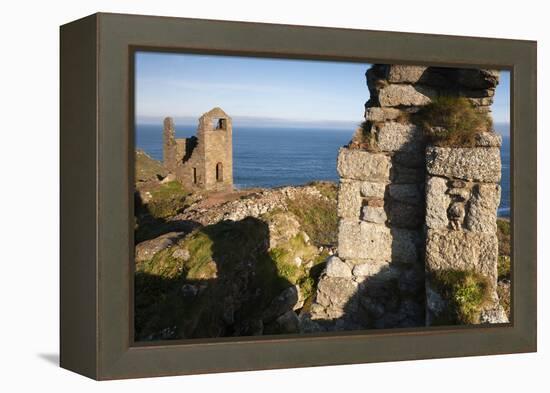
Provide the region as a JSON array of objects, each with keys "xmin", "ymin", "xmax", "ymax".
[
  {"xmin": 468, "ymin": 97, "xmax": 494, "ymax": 107},
  {"xmin": 361, "ymin": 205, "xmax": 387, "ymax": 224},
  {"xmin": 375, "ymin": 122, "xmax": 424, "ymax": 152},
  {"xmin": 135, "ymin": 232, "xmax": 186, "ymax": 262},
  {"xmin": 388, "ymin": 202, "xmax": 424, "ymax": 229},
  {"xmin": 447, "ymin": 187, "xmax": 470, "ymax": 201},
  {"xmin": 392, "ymin": 165, "xmax": 425, "ymax": 184},
  {"xmin": 426, "ymin": 146, "xmax": 501, "ymax": 182},
  {"xmin": 459, "ymin": 87, "xmax": 496, "ymax": 98},
  {"xmin": 386, "ymin": 65, "xmax": 428, "ymax": 83},
  {"xmin": 298, "ymin": 314, "xmax": 325, "ymax": 333},
  {"xmin": 172, "ymin": 247, "xmax": 190, "ymax": 261},
  {"xmin": 338, "ymin": 180, "xmax": 387, "ymax": 219},
  {"xmin": 337, "ymin": 148, "xmax": 391, "ymax": 181},
  {"xmin": 426, "ymin": 229, "xmax": 498, "ymax": 282},
  {"xmin": 265, "ymin": 211, "xmax": 301, "ymax": 249},
  {"xmin": 426, "ymin": 285, "xmax": 446, "ymax": 324},
  {"xmin": 393, "ymin": 150, "xmax": 426, "ymax": 168},
  {"xmin": 448, "ymin": 201, "xmax": 465, "ymax": 219},
  {"xmin": 475, "ymin": 132, "xmax": 502, "ymax": 147},
  {"xmin": 450, "ymin": 180, "xmax": 467, "ymax": 188},
  {"xmin": 448, "ymin": 202, "xmax": 466, "ymax": 229},
  {"xmin": 262, "ymin": 285, "xmax": 303, "ymax": 322},
  {"xmin": 398, "ymin": 266, "xmax": 425, "ymax": 294},
  {"xmin": 352, "ymin": 260, "xmax": 392, "ymax": 277},
  {"xmin": 366, "ymin": 198, "xmax": 384, "ymax": 207},
  {"xmin": 465, "ymin": 184, "xmax": 501, "ymax": 233},
  {"xmin": 360, "ymin": 181, "xmax": 387, "ymax": 198},
  {"xmin": 338, "ymin": 219, "xmax": 392, "ymax": 261},
  {"xmin": 457, "ymin": 69, "xmax": 500, "ymax": 89},
  {"xmin": 378, "ymin": 84, "xmax": 432, "ymax": 107},
  {"xmin": 315, "ymin": 277, "xmax": 358, "ymax": 309},
  {"xmin": 339, "ymin": 223, "xmax": 420, "ymax": 264},
  {"xmin": 325, "ymin": 256, "xmax": 352, "ymax": 278},
  {"xmin": 364, "ymin": 107, "xmax": 402, "ymax": 122},
  {"xmin": 425, "ymin": 176, "xmax": 450, "ymax": 229},
  {"xmin": 273, "ymin": 310, "xmax": 300, "ymax": 333},
  {"xmin": 389, "ymin": 184, "xmax": 423, "ymax": 205},
  {"xmin": 337, "ymin": 180, "xmax": 361, "ymax": 219},
  {"xmin": 479, "ymin": 305, "xmax": 509, "ymax": 324},
  {"xmin": 391, "ymin": 228, "xmax": 421, "ymax": 264}
]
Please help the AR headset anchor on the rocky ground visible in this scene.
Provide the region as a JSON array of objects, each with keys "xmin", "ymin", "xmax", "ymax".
[
  {"xmin": 133, "ymin": 150, "xmax": 511, "ymax": 340},
  {"xmin": 134, "ymin": 150, "xmax": 338, "ymax": 340}
]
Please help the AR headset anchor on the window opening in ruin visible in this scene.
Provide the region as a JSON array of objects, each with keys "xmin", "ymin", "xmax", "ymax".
[
  {"xmin": 193, "ymin": 168, "xmax": 197, "ymax": 184},
  {"xmin": 216, "ymin": 118, "xmax": 227, "ymax": 130},
  {"xmin": 216, "ymin": 162, "xmax": 223, "ymax": 182}
]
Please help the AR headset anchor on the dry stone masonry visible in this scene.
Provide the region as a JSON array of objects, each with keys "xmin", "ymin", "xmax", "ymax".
[
  {"xmin": 163, "ymin": 107, "xmax": 233, "ymax": 191},
  {"xmin": 425, "ymin": 138, "xmax": 506, "ymax": 324},
  {"xmin": 305, "ymin": 65, "xmax": 507, "ymax": 331}
]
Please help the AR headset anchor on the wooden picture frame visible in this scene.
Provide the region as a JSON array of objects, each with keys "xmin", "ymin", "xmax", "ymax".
[{"xmin": 60, "ymin": 12, "xmax": 537, "ymax": 380}]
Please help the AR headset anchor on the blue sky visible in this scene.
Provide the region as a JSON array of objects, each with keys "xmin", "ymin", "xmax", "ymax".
[{"xmin": 135, "ymin": 51, "xmax": 510, "ymax": 127}]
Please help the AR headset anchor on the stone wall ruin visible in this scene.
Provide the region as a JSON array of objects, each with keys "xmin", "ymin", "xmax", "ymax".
[
  {"xmin": 163, "ymin": 107, "xmax": 233, "ymax": 192},
  {"xmin": 305, "ymin": 65, "xmax": 507, "ymax": 330}
]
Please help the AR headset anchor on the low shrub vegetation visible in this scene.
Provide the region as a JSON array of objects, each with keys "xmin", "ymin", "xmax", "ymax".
[
  {"xmin": 286, "ymin": 192, "xmax": 338, "ymax": 247},
  {"xmin": 431, "ymin": 269, "xmax": 491, "ymax": 325},
  {"xmin": 351, "ymin": 120, "xmax": 379, "ymax": 151},
  {"xmin": 147, "ymin": 181, "xmax": 190, "ymax": 219},
  {"xmin": 414, "ymin": 96, "xmax": 492, "ymax": 147}
]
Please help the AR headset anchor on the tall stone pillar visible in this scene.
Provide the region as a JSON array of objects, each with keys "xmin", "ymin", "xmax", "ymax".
[
  {"xmin": 305, "ymin": 65, "xmax": 506, "ymax": 332},
  {"xmin": 425, "ymin": 138, "xmax": 508, "ymax": 324},
  {"xmin": 163, "ymin": 117, "xmax": 178, "ymax": 173},
  {"xmin": 308, "ymin": 65, "xmax": 430, "ymax": 330}
]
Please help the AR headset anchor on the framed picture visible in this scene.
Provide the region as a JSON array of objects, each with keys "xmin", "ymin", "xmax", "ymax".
[{"xmin": 60, "ymin": 13, "xmax": 537, "ymax": 380}]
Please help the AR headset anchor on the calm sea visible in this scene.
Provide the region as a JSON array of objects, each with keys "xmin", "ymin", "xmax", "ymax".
[{"xmin": 136, "ymin": 123, "xmax": 511, "ymax": 217}]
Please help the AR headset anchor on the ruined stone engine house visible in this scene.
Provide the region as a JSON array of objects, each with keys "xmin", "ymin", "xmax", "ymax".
[{"xmin": 163, "ymin": 107, "xmax": 233, "ymax": 191}]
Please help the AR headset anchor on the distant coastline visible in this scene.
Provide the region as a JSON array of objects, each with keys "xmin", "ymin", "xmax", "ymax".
[{"xmin": 136, "ymin": 122, "xmax": 510, "ymax": 217}]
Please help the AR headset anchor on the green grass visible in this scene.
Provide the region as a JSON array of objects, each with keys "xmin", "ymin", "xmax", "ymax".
[
  {"xmin": 307, "ymin": 180, "xmax": 338, "ymax": 200},
  {"xmin": 146, "ymin": 181, "xmax": 190, "ymax": 219},
  {"xmin": 134, "ymin": 181, "xmax": 192, "ymax": 243},
  {"xmin": 413, "ymin": 96, "xmax": 492, "ymax": 147},
  {"xmin": 137, "ymin": 247, "xmax": 183, "ymax": 279},
  {"xmin": 286, "ymin": 193, "xmax": 338, "ymax": 247},
  {"xmin": 431, "ymin": 269, "xmax": 491, "ymax": 325},
  {"xmin": 135, "ymin": 215, "xmax": 328, "ymax": 340}
]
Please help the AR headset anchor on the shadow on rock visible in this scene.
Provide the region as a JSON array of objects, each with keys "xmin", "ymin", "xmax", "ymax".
[{"xmin": 135, "ymin": 217, "xmax": 299, "ymax": 341}]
